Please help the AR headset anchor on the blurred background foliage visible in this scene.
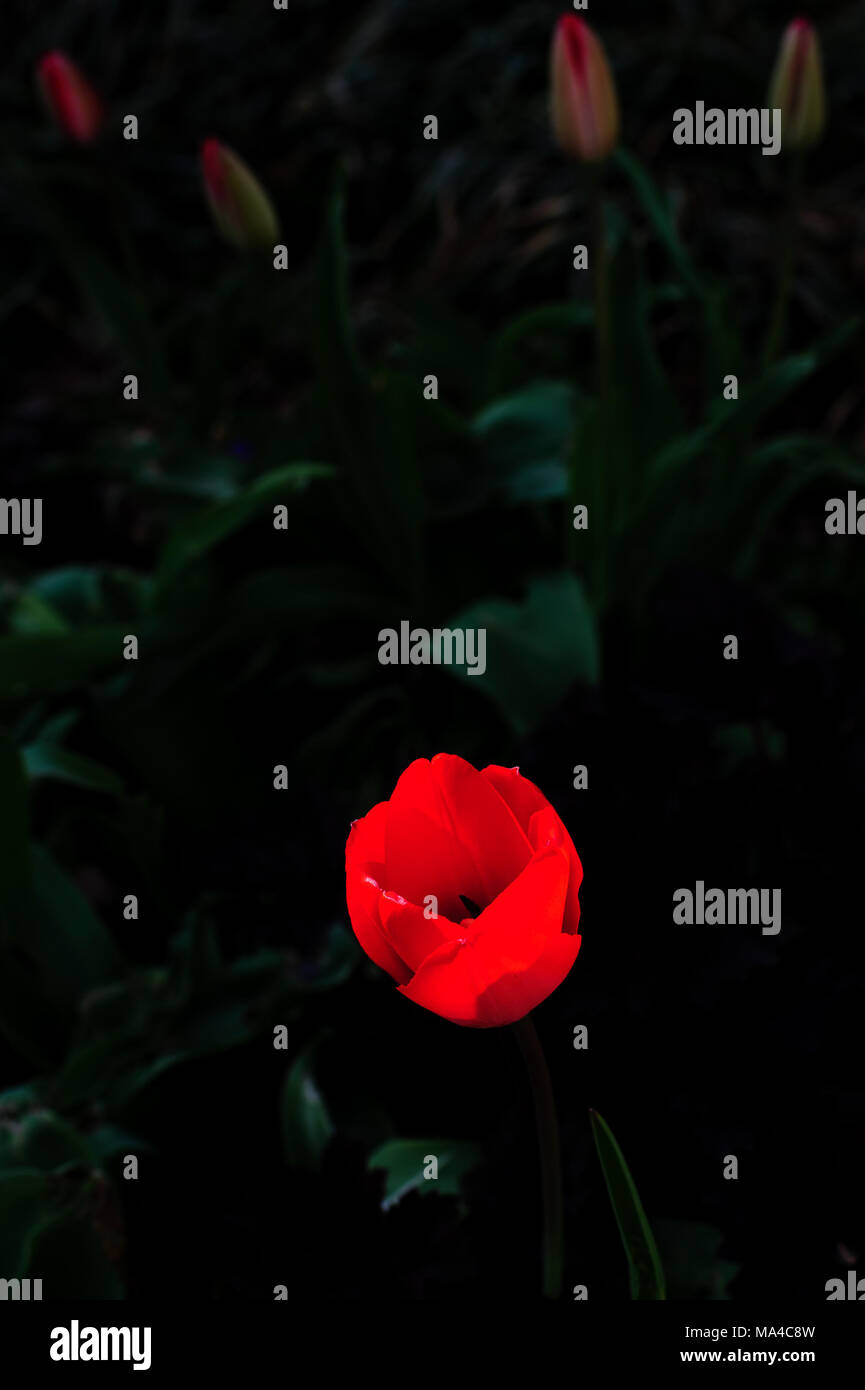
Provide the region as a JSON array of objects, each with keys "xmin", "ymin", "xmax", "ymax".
[{"xmin": 1, "ymin": 0, "xmax": 863, "ymax": 1299}]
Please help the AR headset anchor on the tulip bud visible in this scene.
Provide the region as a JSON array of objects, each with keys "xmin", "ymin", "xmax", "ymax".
[
  {"xmin": 200, "ymin": 139, "xmax": 280, "ymax": 250},
  {"xmin": 769, "ymin": 18, "xmax": 826, "ymax": 151},
  {"xmin": 550, "ymin": 16, "xmax": 620, "ymax": 163},
  {"xmin": 37, "ymin": 51, "xmax": 103, "ymax": 145}
]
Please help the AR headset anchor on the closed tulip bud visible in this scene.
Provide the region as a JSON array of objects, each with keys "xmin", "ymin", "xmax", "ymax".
[
  {"xmin": 550, "ymin": 16, "xmax": 619, "ymax": 163},
  {"xmin": 201, "ymin": 139, "xmax": 280, "ymax": 250},
  {"xmin": 769, "ymin": 19, "xmax": 826, "ymax": 151},
  {"xmin": 37, "ymin": 51, "xmax": 103, "ymax": 144}
]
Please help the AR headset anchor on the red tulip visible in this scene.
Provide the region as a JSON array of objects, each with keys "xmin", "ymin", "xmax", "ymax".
[
  {"xmin": 346, "ymin": 754, "xmax": 583, "ymax": 1027},
  {"xmin": 550, "ymin": 16, "xmax": 620, "ymax": 163},
  {"xmin": 200, "ymin": 138, "xmax": 280, "ymax": 250},
  {"xmin": 37, "ymin": 51, "xmax": 103, "ymax": 145}
]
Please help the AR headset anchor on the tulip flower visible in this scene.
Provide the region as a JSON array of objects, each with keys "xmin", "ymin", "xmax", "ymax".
[
  {"xmin": 200, "ymin": 139, "xmax": 280, "ymax": 250},
  {"xmin": 347, "ymin": 752, "xmax": 583, "ymax": 1297},
  {"xmin": 346, "ymin": 754, "xmax": 582, "ymax": 1028},
  {"xmin": 37, "ymin": 51, "xmax": 103, "ymax": 145},
  {"xmin": 550, "ymin": 16, "xmax": 619, "ymax": 163},
  {"xmin": 769, "ymin": 18, "xmax": 826, "ymax": 151}
]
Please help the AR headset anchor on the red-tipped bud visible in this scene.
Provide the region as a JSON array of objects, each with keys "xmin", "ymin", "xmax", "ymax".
[
  {"xmin": 200, "ymin": 139, "xmax": 280, "ymax": 251},
  {"xmin": 550, "ymin": 16, "xmax": 620, "ymax": 163},
  {"xmin": 37, "ymin": 51, "xmax": 103, "ymax": 145},
  {"xmin": 769, "ymin": 19, "xmax": 826, "ymax": 151}
]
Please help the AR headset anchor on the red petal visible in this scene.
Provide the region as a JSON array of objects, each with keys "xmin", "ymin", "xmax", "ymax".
[
  {"xmin": 39, "ymin": 52, "xmax": 102, "ymax": 143},
  {"xmin": 346, "ymin": 798, "xmax": 388, "ymax": 867},
  {"xmin": 386, "ymin": 755, "xmax": 532, "ymax": 911},
  {"xmin": 346, "ymin": 805, "xmax": 411, "ymax": 984},
  {"xmin": 433, "ymin": 753, "xmax": 535, "ymax": 901},
  {"xmin": 347, "ymin": 871, "xmax": 412, "ymax": 984},
  {"xmin": 469, "ymin": 840, "xmax": 569, "ymax": 962},
  {"xmin": 482, "ymin": 763, "xmax": 550, "ymax": 827},
  {"xmin": 201, "ymin": 138, "xmax": 229, "ymax": 204},
  {"xmin": 475, "ymin": 930, "xmax": 582, "ymax": 1028},
  {"xmin": 483, "ymin": 765, "xmax": 583, "ymax": 933},
  {"xmin": 398, "ymin": 844, "xmax": 572, "ymax": 1026},
  {"xmin": 378, "ymin": 892, "xmax": 463, "ymax": 973},
  {"xmin": 384, "ymin": 786, "xmax": 477, "ymax": 922}
]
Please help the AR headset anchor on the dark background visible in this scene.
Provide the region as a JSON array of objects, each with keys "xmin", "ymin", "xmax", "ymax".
[{"xmin": 1, "ymin": 0, "xmax": 863, "ymax": 1301}]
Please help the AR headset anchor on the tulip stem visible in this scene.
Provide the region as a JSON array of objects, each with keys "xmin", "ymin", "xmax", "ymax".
[
  {"xmin": 588, "ymin": 170, "xmax": 611, "ymax": 608},
  {"xmin": 762, "ymin": 153, "xmax": 804, "ymax": 368},
  {"xmin": 589, "ymin": 174, "xmax": 612, "ymax": 401},
  {"xmin": 512, "ymin": 1013, "xmax": 563, "ymax": 1299}
]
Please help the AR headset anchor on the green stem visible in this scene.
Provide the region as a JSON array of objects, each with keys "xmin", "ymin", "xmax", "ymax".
[
  {"xmin": 512, "ymin": 1013, "xmax": 563, "ymax": 1299},
  {"xmin": 589, "ymin": 173, "xmax": 612, "ymax": 402},
  {"xmin": 588, "ymin": 168, "xmax": 611, "ymax": 608},
  {"xmin": 762, "ymin": 154, "xmax": 804, "ymax": 368}
]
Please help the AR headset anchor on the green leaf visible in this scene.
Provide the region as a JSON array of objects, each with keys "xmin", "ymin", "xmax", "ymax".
[
  {"xmin": 286, "ymin": 923, "xmax": 359, "ymax": 994},
  {"xmin": 168, "ymin": 914, "xmax": 222, "ymax": 997},
  {"xmin": 367, "ymin": 1138, "xmax": 483, "ymax": 1211},
  {"xmin": 608, "ymin": 236, "xmax": 682, "ymax": 492},
  {"xmin": 615, "ymin": 150, "xmax": 703, "ymax": 298},
  {"xmin": 0, "ymin": 627, "xmax": 131, "ymax": 701},
  {"xmin": 23, "ymin": 567, "xmax": 107, "ymax": 624},
  {"xmin": 471, "ymin": 381, "xmax": 575, "ymax": 503},
  {"xmin": 722, "ymin": 438, "xmax": 865, "ymax": 577},
  {"xmin": 651, "ymin": 319, "xmax": 860, "ymax": 490},
  {"xmin": 488, "ymin": 303, "xmax": 594, "ymax": 396},
  {"xmin": 654, "ymin": 1219, "xmax": 739, "ymax": 1300},
  {"xmin": 617, "ymin": 323, "xmax": 863, "ymax": 606},
  {"xmin": 280, "ymin": 1038, "xmax": 334, "ymax": 1171},
  {"xmin": 117, "ymin": 445, "xmax": 241, "ymax": 501},
  {"xmin": 224, "ymin": 566, "xmax": 388, "ymax": 634},
  {"xmin": 614, "ymin": 148, "xmax": 741, "ymax": 388},
  {"xmin": 29, "ymin": 845, "xmax": 125, "ymax": 1003},
  {"xmin": 590, "ymin": 1109, "xmax": 666, "ymax": 1300},
  {"xmin": 7, "ymin": 1112, "xmax": 94, "ymax": 1171},
  {"xmin": 0, "ymin": 737, "xmax": 62, "ymax": 1061},
  {"xmin": 156, "ymin": 463, "xmax": 337, "ymax": 585},
  {"xmin": 0, "ymin": 1085, "xmax": 39, "ymax": 1113},
  {"xmin": 313, "ymin": 170, "xmax": 421, "ymax": 594},
  {"xmin": 22, "ymin": 743, "xmax": 124, "ymax": 795},
  {"xmin": 87, "ymin": 1126, "xmax": 150, "ymax": 1162},
  {"xmin": 447, "ymin": 573, "xmax": 600, "ymax": 735},
  {"xmin": 0, "ymin": 733, "xmax": 37, "ymax": 941},
  {"xmin": 6, "ymin": 590, "xmax": 69, "ymax": 636}
]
